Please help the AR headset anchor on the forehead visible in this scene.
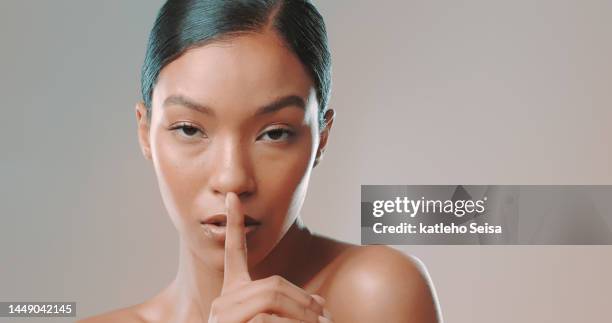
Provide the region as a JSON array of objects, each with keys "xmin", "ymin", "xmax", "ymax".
[{"xmin": 153, "ymin": 31, "xmax": 315, "ymax": 113}]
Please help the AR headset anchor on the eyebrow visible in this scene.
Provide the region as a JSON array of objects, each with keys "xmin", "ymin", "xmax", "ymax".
[
  {"xmin": 163, "ymin": 95, "xmax": 214, "ymax": 116},
  {"xmin": 162, "ymin": 94, "xmax": 306, "ymax": 117}
]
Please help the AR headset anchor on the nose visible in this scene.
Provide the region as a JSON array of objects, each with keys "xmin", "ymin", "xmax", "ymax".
[{"xmin": 208, "ymin": 136, "xmax": 256, "ymax": 198}]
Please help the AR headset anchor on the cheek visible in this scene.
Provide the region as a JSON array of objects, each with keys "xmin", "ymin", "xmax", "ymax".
[
  {"xmin": 150, "ymin": 131, "xmax": 204, "ymax": 225},
  {"xmin": 254, "ymin": 136, "xmax": 315, "ymax": 222}
]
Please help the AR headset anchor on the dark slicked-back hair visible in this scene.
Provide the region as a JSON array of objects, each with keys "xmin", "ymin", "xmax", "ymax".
[{"xmin": 141, "ymin": 0, "xmax": 332, "ymax": 129}]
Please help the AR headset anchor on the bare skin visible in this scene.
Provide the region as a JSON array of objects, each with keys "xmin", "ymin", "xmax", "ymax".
[{"xmin": 79, "ymin": 29, "xmax": 440, "ymax": 323}]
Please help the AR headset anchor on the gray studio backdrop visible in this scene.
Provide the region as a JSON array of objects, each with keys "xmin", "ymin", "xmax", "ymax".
[{"xmin": 1, "ymin": 1, "xmax": 612, "ymax": 322}]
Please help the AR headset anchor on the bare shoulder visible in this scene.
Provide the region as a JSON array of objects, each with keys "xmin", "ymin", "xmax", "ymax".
[
  {"xmin": 77, "ymin": 304, "xmax": 147, "ymax": 323},
  {"xmin": 320, "ymin": 244, "xmax": 441, "ymax": 323}
]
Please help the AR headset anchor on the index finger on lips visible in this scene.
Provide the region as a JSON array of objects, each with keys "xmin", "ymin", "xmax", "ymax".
[{"xmin": 222, "ymin": 192, "xmax": 251, "ymax": 291}]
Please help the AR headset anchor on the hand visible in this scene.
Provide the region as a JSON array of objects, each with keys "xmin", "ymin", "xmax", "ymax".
[{"xmin": 207, "ymin": 192, "xmax": 334, "ymax": 323}]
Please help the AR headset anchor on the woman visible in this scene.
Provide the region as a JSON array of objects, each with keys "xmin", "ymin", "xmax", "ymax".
[{"xmin": 80, "ymin": 0, "xmax": 440, "ymax": 322}]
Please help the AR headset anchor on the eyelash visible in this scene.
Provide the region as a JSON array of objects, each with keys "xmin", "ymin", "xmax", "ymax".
[
  {"xmin": 170, "ymin": 122, "xmax": 206, "ymax": 140},
  {"xmin": 257, "ymin": 127, "xmax": 295, "ymax": 142},
  {"xmin": 169, "ymin": 123, "xmax": 295, "ymax": 142}
]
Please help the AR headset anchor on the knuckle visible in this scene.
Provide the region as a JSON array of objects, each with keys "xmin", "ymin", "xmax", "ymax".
[
  {"xmin": 209, "ymin": 299, "xmax": 227, "ymax": 321},
  {"xmin": 268, "ymin": 275, "xmax": 284, "ymax": 289},
  {"xmin": 304, "ymin": 302, "xmax": 317, "ymax": 321},
  {"xmin": 234, "ymin": 242, "xmax": 247, "ymax": 252},
  {"xmin": 249, "ymin": 313, "xmax": 267, "ymax": 323},
  {"xmin": 312, "ymin": 297, "xmax": 324, "ymax": 313},
  {"xmin": 307, "ymin": 295, "xmax": 315, "ymax": 307},
  {"xmin": 265, "ymin": 290, "xmax": 282, "ymax": 309},
  {"xmin": 210, "ymin": 299, "xmax": 221, "ymax": 312},
  {"xmin": 308, "ymin": 295, "xmax": 321, "ymax": 313}
]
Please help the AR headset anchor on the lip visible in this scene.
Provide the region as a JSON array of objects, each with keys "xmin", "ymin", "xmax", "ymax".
[
  {"xmin": 200, "ymin": 213, "xmax": 261, "ymax": 242},
  {"xmin": 200, "ymin": 223, "xmax": 261, "ymax": 242},
  {"xmin": 201, "ymin": 213, "xmax": 261, "ymax": 226}
]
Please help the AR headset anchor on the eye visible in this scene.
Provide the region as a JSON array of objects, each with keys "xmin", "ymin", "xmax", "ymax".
[
  {"xmin": 170, "ymin": 122, "xmax": 206, "ymax": 140},
  {"xmin": 258, "ymin": 127, "xmax": 295, "ymax": 142}
]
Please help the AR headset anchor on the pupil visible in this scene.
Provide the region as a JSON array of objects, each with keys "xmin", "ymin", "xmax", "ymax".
[
  {"xmin": 268, "ymin": 129, "xmax": 283, "ymax": 139},
  {"xmin": 183, "ymin": 126, "xmax": 197, "ymax": 136}
]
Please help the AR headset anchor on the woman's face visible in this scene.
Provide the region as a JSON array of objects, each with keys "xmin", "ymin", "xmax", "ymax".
[{"xmin": 136, "ymin": 30, "xmax": 329, "ymax": 269}]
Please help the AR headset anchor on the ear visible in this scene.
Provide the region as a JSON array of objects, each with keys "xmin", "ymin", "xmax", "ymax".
[
  {"xmin": 313, "ymin": 109, "xmax": 335, "ymax": 168},
  {"xmin": 135, "ymin": 102, "xmax": 152, "ymax": 160}
]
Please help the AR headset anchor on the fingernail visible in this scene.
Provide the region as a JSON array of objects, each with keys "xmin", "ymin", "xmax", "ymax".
[
  {"xmin": 318, "ymin": 315, "xmax": 331, "ymax": 323},
  {"xmin": 311, "ymin": 294, "xmax": 326, "ymax": 305},
  {"xmin": 225, "ymin": 192, "xmax": 235, "ymax": 210},
  {"xmin": 323, "ymin": 307, "xmax": 332, "ymax": 318}
]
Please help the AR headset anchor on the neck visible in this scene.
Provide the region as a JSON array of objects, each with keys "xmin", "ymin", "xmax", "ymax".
[
  {"xmin": 162, "ymin": 218, "xmax": 314, "ymax": 322},
  {"xmin": 251, "ymin": 217, "xmax": 313, "ymax": 281}
]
